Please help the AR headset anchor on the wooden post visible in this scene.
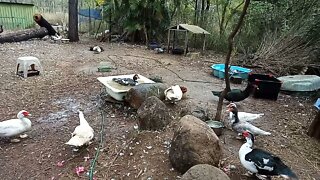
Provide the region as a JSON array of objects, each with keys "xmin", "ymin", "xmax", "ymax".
[
  {"xmin": 308, "ymin": 110, "xmax": 320, "ymax": 140},
  {"xmin": 89, "ymin": 7, "xmax": 92, "ymax": 34},
  {"xmin": 167, "ymin": 29, "xmax": 171, "ymax": 53},
  {"xmin": 202, "ymin": 33, "xmax": 206, "ymax": 54},
  {"xmin": 184, "ymin": 30, "xmax": 188, "ymax": 56},
  {"xmin": 173, "ymin": 30, "xmax": 176, "ymax": 50}
]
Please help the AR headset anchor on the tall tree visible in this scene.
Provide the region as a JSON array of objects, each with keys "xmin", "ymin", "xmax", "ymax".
[
  {"xmin": 68, "ymin": 0, "xmax": 79, "ymax": 42},
  {"xmin": 214, "ymin": 0, "xmax": 251, "ymax": 121}
]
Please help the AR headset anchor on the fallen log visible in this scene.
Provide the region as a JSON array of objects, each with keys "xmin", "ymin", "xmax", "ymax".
[{"xmin": 0, "ymin": 27, "xmax": 48, "ymax": 44}]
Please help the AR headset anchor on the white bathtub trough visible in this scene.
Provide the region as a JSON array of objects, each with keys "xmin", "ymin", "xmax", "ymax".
[{"xmin": 97, "ymin": 74, "xmax": 155, "ymax": 101}]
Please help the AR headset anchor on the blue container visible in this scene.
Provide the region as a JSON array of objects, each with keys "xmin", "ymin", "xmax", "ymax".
[
  {"xmin": 211, "ymin": 64, "xmax": 252, "ymax": 79},
  {"xmin": 315, "ymin": 98, "xmax": 320, "ymax": 110}
]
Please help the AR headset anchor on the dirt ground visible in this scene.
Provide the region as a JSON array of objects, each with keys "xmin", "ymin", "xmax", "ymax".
[{"xmin": 0, "ymin": 37, "xmax": 319, "ymax": 180}]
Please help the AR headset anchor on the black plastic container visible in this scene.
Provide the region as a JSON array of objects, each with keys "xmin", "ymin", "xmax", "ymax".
[{"xmin": 248, "ymin": 73, "xmax": 282, "ymax": 100}]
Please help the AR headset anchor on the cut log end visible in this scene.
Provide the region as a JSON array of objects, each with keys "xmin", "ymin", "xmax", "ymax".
[{"xmin": 33, "ymin": 14, "xmax": 42, "ymax": 22}]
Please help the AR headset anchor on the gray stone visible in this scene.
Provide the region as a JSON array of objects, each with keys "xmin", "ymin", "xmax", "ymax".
[
  {"xmin": 137, "ymin": 96, "xmax": 172, "ymax": 130},
  {"xmin": 181, "ymin": 164, "xmax": 230, "ymax": 180},
  {"xmin": 169, "ymin": 115, "xmax": 222, "ymax": 173},
  {"xmin": 124, "ymin": 83, "xmax": 167, "ymax": 109}
]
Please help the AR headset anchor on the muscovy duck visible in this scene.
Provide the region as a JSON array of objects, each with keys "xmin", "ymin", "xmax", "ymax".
[
  {"xmin": 112, "ymin": 74, "xmax": 140, "ymax": 86},
  {"xmin": 212, "ymin": 82, "xmax": 254, "ymax": 102},
  {"xmin": 164, "ymin": 85, "xmax": 187, "ymax": 104},
  {"xmin": 0, "ymin": 110, "xmax": 31, "ymax": 143},
  {"xmin": 227, "ymin": 103, "xmax": 271, "ymax": 136},
  {"xmin": 89, "ymin": 46, "xmax": 104, "ymax": 54},
  {"xmin": 239, "ymin": 131, "xmax": 298, "ymax": 180},
  {"xmin": 65, "ymin": 111, "xmax": 94, "ymax": 151},
  {"xmin": 227, "ymin": 103, "xmax": 264, "ymax": 123}
]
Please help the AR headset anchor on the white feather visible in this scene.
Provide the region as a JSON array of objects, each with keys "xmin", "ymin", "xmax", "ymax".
[{"xmin": 65, "ymin": 111, "xmax": 94, "ymax": 147}]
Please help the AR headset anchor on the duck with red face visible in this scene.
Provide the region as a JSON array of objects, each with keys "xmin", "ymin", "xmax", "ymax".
[
  {"xmin": 0, "ymin": 110, "xmax": 32, "ymax": 143},
  {"xmin": 164, "ymin": 85, "xmax": 188, "ymax": 104},
  {"xmin": 239, "ymin": 131, "xmax": 298, "ymax": 180}
]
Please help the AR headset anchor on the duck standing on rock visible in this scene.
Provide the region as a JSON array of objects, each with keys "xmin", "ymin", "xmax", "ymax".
[
  {"xmin": 227, "ymin": 103, "xmax": 271, "ymax": 136},
  {"xmin": 239, "ymin": 131, "xmax": 298, "ymax": 180},
  {"xmin": 0, "ymin": 110, "xmax": 32, "ymax": 143},
  {"xmin": 212, "ymin": 82, "xmax": 254, "ymax": 102},
  {"xmin": 164, "ymin": 85, "xmax": 188, "ymax": 104}
]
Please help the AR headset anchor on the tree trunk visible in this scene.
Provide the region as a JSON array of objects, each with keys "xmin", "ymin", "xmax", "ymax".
[
  {"xmin": 214, "ymin": 0, "xmax": 251, "ymax": 121},
  {"xmin": 194, "ymin": 0, "xmax": 198, "ymax": 24},
  {"xmin": 68, "ymin": 0, "xmax": 79, "ymax": 42},
  {"xmin": 0, "ymin": 27, "xmax": 48, "ymax": 44},
  {"xmin": 33, "ymin": 14, "xmax": 58, "ymax": 36},
  {"xmin": 308, "ymin": 111, "xmax": 320, "ymax": 140}
]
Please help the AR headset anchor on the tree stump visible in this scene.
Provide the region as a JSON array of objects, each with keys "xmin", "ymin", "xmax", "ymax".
[
  {"xmin": 0, "ymin": 27, "xmax": 48, "ymax": 44},
  {"xmin": 307, "ymin": 110, "xmax": 320, "ymax": 140}
]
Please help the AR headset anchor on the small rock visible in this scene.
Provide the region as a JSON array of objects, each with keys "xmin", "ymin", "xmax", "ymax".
[
  {"xmin": 137, "ymin": 96, "xmax": 173, "ymax": 130},
  {"xmin": 181, "ymin": 164, "xmax": 230, "ymax": 180},
  {"xmin": 125, "ymin": 83, "xmax": 167, "ymax": 109}
]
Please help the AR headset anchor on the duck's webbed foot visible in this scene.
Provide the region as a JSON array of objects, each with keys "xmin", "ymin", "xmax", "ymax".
[
  {"xmin": 256, "ymin": 174, "xmax": 270, "ymax": 180},
  {"xmin": 19, "ymin": 134, "xmax": 28, "ymax": 139},
  {"xmin": 241, "ymin": 171, "xmax": 254, "ymax": 177},
  {"xmin": 10, "ymin": 138, "xmax": 21, "ymax": 143}
]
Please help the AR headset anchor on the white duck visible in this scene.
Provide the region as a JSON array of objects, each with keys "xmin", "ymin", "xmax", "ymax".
[
  {"xmin": 164, "ymin": 85, "xmax": 187, "ymax": 104},
  {"xmin": 0, "ymin": 110, "xmax": 32, "ymax": 142},
  {"xmin": 227, "ymin": 103, "xmax": 264, "ymax": 123},
  {"xmin": 65, "ymin": 111, "xmax": 94, "ymax": 150},
  {"xmin": 239, "ymin": 131, "xmax": 298, "ymax": 180},
  {"xmin": 227, "ymin": 103, "xmax": 271, "ymax": 136},
  {"xmin": 89, "ymin": 46, "xmax": 104, "ymax": 54}
]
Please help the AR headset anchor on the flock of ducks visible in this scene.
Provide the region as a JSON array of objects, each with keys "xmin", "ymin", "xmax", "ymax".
[
  {"xmin": 0, "ymin": 110, "xmax": 94, "ymax": 151},
  {"xmin": 0, "ymin": 75, "xmax": 298, "ymax": 179},
  {"xmin": 217, "ymin": 82, "xmax": 298, "ymax": 180}
]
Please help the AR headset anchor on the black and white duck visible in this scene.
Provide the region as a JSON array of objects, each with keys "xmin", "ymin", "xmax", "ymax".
[
  {"xmin": 212, "ymin": 82, "xmax": 254, "ymax": 102},
  {"xmin": 227, "ymin": 103, "xmax": 264, "ymax": 123},
  {"xmin": 112, "ymin": 74, "xmax": 140, "ymax": 86},
  {"xmin": 239, "ymin": 131, "xmax": 298, "ymax": 180},
  {"xmin": 89, "ymin": 46, "xmax": 104, "ymax": 54},
  {"xmin": 227, "ymin": 103, "xmax": 271, "ymax": 136}
]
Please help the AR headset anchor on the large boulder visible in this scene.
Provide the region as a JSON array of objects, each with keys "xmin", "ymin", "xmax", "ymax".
[
  {"xmin": 137, "ymin": 96, "xmax": 172, "ymax": 130},
  {"xmin": 124, "ymin": 83, "xmax": 167, "ymax": 109},
  {"xmin": 169, "ymin": 115, "xmax": 222, "ymax": 173},
  {"xmin": 181, "ymin": 164, "xmax": 230, "ymax": 180}
]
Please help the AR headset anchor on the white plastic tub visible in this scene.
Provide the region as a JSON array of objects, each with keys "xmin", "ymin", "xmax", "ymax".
[
  {"xmin": 97, "ymin": 74, "xmax": 155, "ymax": 101},
  {"xmin": 278, "ymin": 75, "xmax": 320, "ymax": 92}
]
